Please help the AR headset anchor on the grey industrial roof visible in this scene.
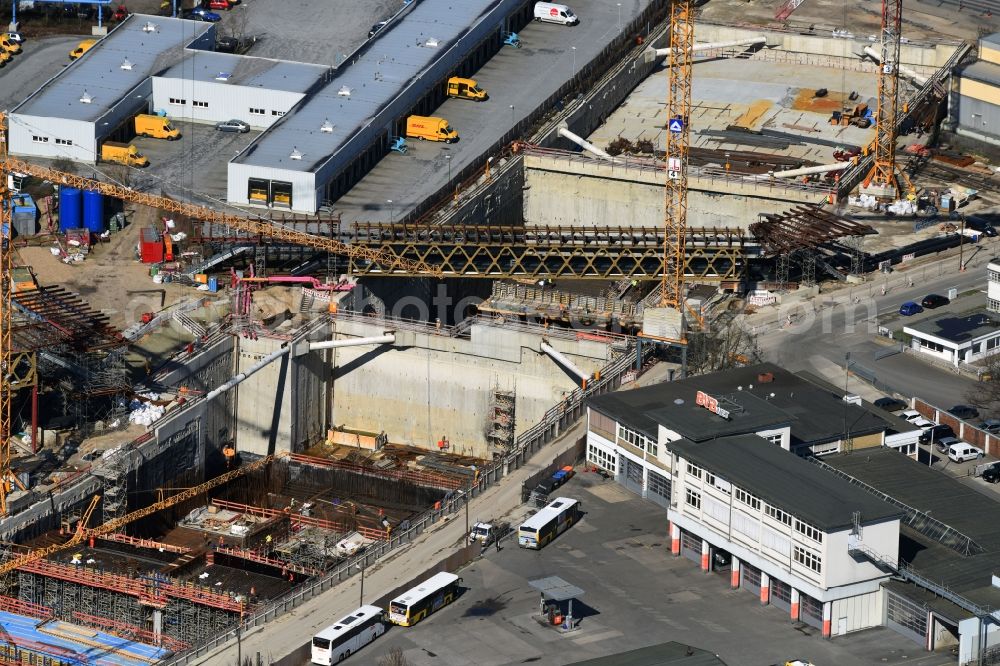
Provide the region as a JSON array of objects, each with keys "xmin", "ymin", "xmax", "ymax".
[
  {"xmin": 232, "ymin": 0, "xmax": 513, "ymax": 173},
  {"xmin": 670, "ymin": 435, "xmax": 903, "ymax": 531},
  {"xmin": 567, "ymin": 642, "xmax": 728, "ymax": 666},
  {"xmin": 587, "ymin": 363, "xmax": 892, "ymax": 445},
  {"xmin": 981, "ymin": 32, "xmax": 1000, "ymax": 50},
  {"xmin": 826, "ymin": 448, "xmax": 1000, "ymax": 613},
  {"xmin": 961, "ymin": 61, "xmax": 1000, "ymax": 88},
  {"xmin": 157, "ymin": 51, "xmax": 327, "ymax": 92},
  {"xmin": 14, "ymin": 15, "xmax": 212, "ymax": 122},
  {"xmin": 905, "ymin": 310, "xmax": 1000, "ymax": 344},
  {"xmin": 529, "ymin": 576, "xmax": 584, "ymax": 601}
]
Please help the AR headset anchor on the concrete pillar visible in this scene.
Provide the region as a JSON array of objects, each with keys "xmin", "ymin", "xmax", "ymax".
[
  {"xmin": 822, "ymin": 601, "xmax": 833, "ymax": 638},
  {"xmin": 759, "ymin": 572, "xmax": 770, "ymax": 605},
  {"xmin": 790, "ymin": 588, "xmax": 800, "ymax": 621},
  {"xmin": 669, "ymin": 522, "xmax": 680, "ymax": 555},
  {"xmin": 641, "ymin": 466, "xmax": 649, "ymax": 498},
  {"xmin": 700, "ymin": 539, "xmax": 711, "ymax": 572},
  {"xmin": 730, "ymin": 556, "xmax": 741, "ymax": 589}
]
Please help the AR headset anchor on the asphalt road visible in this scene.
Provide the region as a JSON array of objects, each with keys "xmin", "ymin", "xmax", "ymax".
[
  {"xmin": 0, "ymin": 34, "xmax": 83, "ymax": 111},
  {"xmin": 334, "ymin": 0, "xmax": 652, "ymax": 224},
  {"xmin": 359, "ymin": 475, "xmax": 949, "ymax": 666},
  {"xmin": 749, "ymin": 242, "xmax": 998, "ymax": 411}
]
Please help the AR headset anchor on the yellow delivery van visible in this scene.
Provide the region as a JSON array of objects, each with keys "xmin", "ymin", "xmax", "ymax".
[
  {"xmin": 101, "ymin": 142, "xmax": 150, "ymax": 167},
  {"xmin": 135, "ymin": 114, "xmax": 181, "ymax": 140},
  {"xmin": 446, "ymin": 77, "xmax": 488, "ymax": 101},
  {"xmin": 70, "ymin": 39, "xmax": 97, "ymax": 59},
  {"xmin": 405, "ymin": 115, "xmax": 458, "ymax": 143}
]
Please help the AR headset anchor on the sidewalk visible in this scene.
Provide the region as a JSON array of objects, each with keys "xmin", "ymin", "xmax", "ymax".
[{"xmin": 197, "ymin": 421, "xmax": 587, "ymax": 666}]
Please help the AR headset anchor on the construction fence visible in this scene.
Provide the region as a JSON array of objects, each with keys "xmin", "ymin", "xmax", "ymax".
[{"xmin": 160, "ymin": 342, "xmax": 650, "ymax": 666}]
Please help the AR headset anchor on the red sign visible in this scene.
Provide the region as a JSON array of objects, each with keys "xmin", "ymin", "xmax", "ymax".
[
  {"xmin": 550, "ymin": 7, "xmax": 558, "ymax": 15},
  {"xmin": 695, "ymin": 390, "xmax": 730, "ymax": 419}
]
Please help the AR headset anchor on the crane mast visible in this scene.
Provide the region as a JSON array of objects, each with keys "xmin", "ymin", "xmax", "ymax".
[{"xmin": 867, "ymin": 0, "xmax": 903, "ymax": 198}]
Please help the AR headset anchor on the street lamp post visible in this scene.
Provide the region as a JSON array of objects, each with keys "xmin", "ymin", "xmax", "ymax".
[
  {"xmin": 617, "ymin": 3, "xmax": 621, "ymax": 30},
  {"xmin": 509, "ymin": 104, "xmax": 515, "ymax": 128},
  {"xmin": 387, "ymin": 199, "xmax": 393, "ymax": 224},
  {"xmin": 357, "ymin": 561, "xmax": 365, "ymax": 606},
  {"xmin": 446, "ymin": 154, "xmax": 452, "ymax": 182},
  {"xmin": 572, "ymin": 46, "xmax": 577, "ymax": 75}
]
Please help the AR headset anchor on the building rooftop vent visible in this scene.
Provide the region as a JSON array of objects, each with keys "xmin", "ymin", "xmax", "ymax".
[
  {"xmin": 215, "ymin": 72, "xmax": 230, "ymax": 81},
  {"xmin": 338, "ymin": 86, "xmax": 352, "ymax": 97},
  {"xmin": 142, "ymin": 21, "xmax": 157, "ymax": 33},
  {"xmin": 120, "ymin": 58, "xmax": 133, "ymax": 70},
  {"xmin": 289, "ymin": 147, "xmax": 303, "ymax": 160},
  {"xmin": 79, "ymin": 91, "xmax": 94, "ymax": 104},
  {"xmin": 320, "ymin": 119, "xmax": 334, "ymax": 133},
  {"xmin": 424, "ymin": 37, "xmax": 440, "ymax": 47}
]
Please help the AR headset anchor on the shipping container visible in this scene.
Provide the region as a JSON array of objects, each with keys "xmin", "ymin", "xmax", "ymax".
[{"xmin": 140, "ymin": 227, "xmax": 164, "ymax": 263}]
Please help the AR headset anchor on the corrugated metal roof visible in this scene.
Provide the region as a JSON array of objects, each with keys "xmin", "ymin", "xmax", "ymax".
[
  {"xmin": 961, "ymin": 60, "xmax": 1000, "ymax": 88},
  {"xmin": 14, "ymin": 14, "xmax": 212, "ymax": 122},
  {"xmin": 981, "ymin": 32, "xmax": 1000, "ymax": 50},
  {"xmin": 158, "ymin": 51, "xmax": 327, "ymax": 92},
  {"xmin": 232, "ymin": 0, "xmax": 512, "ymax": 173}
]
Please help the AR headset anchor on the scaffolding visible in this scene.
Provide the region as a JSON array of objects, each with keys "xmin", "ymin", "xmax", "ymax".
[
  {"xmin": 485, "ymin": 384, "xmax": 516, "ymax": 457},
  {"xmin": 99, "ymin": 444, "xmax": 133, "ymax": 526}
]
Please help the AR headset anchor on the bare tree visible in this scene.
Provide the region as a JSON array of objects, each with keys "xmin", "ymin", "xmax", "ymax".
[
  {"xmin": 965, "ymin": 356, "xmax": 1000, "ymax": 411},
  {"xmin": 685, "ymin": 317, "xmax": 761, "ymax": 376},
  {"xmin": 377, "ymin": 648, "xmax": 411, "ymax": 666}
]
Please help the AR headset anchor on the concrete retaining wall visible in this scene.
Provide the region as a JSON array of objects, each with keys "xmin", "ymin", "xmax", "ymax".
[
  {"xmin": 523, "ymin": 152, "xmax": 820, "ymax": 228},
  {"xmin": 327, "ymin": 318, "xmax": 612, "ymax": 458}
]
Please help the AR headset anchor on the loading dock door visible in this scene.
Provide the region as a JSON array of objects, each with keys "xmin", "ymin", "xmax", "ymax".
[
  {"xmin": 885, "ymin": 589, "xmax": 928, "ymax": 645},
  {"xmin": 271, "ymin": 181, "xmax": 292, "ymax": 208},
  {"xmin": 647, "ymin": 469, "xmax": 670, "ymax": 509},
  {"xmin": 798, "ymin": 593, "xmax": 823, "ymax": 630},
  {"xmin": 770, "ymin": 579, "xmax": 791, "ymax": 613},
  {"xmin": 622, "ymin": 458, "xmax": 643, "ymax": 496},
  {"xmin": 741, "ymin": 564, "xmax": 761, "ymax": 597},
  {"xmin": 248, "ymin": 178, "xmax": 269, "ymax": 205},
  {"xmin": 680, "ymin": 532, "xmax": 702, "ymax": 564}
]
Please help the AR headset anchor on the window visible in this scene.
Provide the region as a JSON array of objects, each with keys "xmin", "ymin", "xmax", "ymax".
[
  {"xmin": 55, "ymin": 138, "xmax": 72, "ymax": 146},
  {"xmin": 793, "ymin": 545, "xmax": 822, "ymax": 573},
  {"xmin": 586, "ymin": 443, "xmax": 616, "ymax": 475},
  {"xmin": 686, "ymin": 462, "xmax": 703, "ymax": 479},
  {"xmin": 168, "ymin": 97, "xmax": 186, "ymax": 105},
  {"xmin": 988, "ymin": 337, "xmax": 1000, "ymax": 351},
  {"xmin": 648, "ymin": 470, "xmax": 670, "ymax": 499},
  {"xmin": 250, "ymin": 107, "xmax": 266, "ymax": 115},
  {"xmin": 616, "ymin": 424, "xmax": 657, "ymax": 457},
  {"xmin": 685, "ymin": 487, "xmax": 701, "ymax": 510},
  {"xmin": 990, "ymin": 298, "xmax": 1000, "ymax": 313},
  {"xmin": 31, "ymin": 135, "xmax": 49, "ymax": 143},
  {"xmin": 271, "ymin": 110, "xmax": 285, "ymax": 116},
  {"xmin": 705, "ymin": 472, "xmax": 731, "ymax": 494},
  {"xmin": 795, "ymin": 519, "xmax": 823, "ymax": 543},
  {"xmin": 735, "ymin": 487, "xmax": 760, "ymax": 511},
  {"xmin": 764, "ymin": 433, "xmax": 783, "ymax": 446},
  {"xmin": 990, "ymin": 269, "xmax": 1000, "ymax": 284},
  {"xmin": 765, "ymin": 504, "xmax": 793, "ymax": 527},
  {"xmin": 193, "ymin": 100, "xmax": 208, "ymax": 108}
]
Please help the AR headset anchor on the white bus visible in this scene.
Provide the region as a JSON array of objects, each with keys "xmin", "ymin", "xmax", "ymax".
[
  {"xmin": 311, "ymin": 605, "xmax": 385, "ymax": 664},
  {"xmin": 387, "ymin": 571, "xmax": 462, "ymax": 626},
  {"xmin": 518, "ymin": 496, "xmax": 581, "ymax": 549}
]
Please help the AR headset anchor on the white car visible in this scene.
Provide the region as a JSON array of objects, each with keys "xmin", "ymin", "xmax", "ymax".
[
  {"xmin": 911, "ymin": 417, "xmax": 936, "ymax": 430},
  {"xmin": 947, "ymin": 443, "xmax": 984, "ymax": 463}
]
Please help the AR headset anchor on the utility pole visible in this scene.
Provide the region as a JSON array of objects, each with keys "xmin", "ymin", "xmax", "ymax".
[
  {"xmin": 357, "ymin": 561, "xmax": 365, "ymax": 606},
  {"xmin": 959, "ymin": 214, "xmax": 967, "ymax": 272}
]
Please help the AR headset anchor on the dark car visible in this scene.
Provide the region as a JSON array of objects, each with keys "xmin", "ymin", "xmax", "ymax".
[
  {"xmin": 368, "ymin": 20, "xmax": 388, "ymax": 38},
  {"xmin": 921, "ymin": 294, "xmax": 949, "ymax": 309},
  {"xmin": 982, "ymin": 462, "xmax": 1000, "ymax": 483},
  {"xmin": 899, "ymin": 301, "xmax": 923, "ymax": 316},
  {"xmin": 874, "ymin": 396, "xmax": 907, "ymax": 412},
  {"xmin": 949, "ymin": 404, "xmax": 980, "ymax": 420},
  {"xmin": 981, "ymin": 418, "xmax": 1000, "ymax": 434},
  {"xmin": 919, "ymin": 423, "xmax": 955, "ymax": 444},
  {"xmin": 183, "ymin": 7, "xmax": 220, "ymax": 21}
]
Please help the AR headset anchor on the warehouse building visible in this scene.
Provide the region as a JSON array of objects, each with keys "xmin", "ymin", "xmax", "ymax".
[
  {"xmin": 955, "ymin": 33, "xmax": 1000, "ymax": 146},
  {"xmin": 151, "ymin": 52, "xmax": 330, "ymax": 131},
  {"xmin": 668, "ymin": 434, "xmax": 902, "ymax": 638},
  {"xmin": 9, "ymin": 16, "xmax": 215, "ymax": 162},
  {"xmin": 226, "ymin": 0, "xmax": 531, "ymax": 212},
  {"xmin": 585, "ymin": 363, "xmax": 920, "ymax": 510}
]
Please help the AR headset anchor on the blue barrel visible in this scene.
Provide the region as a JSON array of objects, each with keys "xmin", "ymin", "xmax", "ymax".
[
  {"xmin": 208, "ymin": 277, "xmax": 218, "ymax": 293},
  {"xmin": 83, "ymin": 190, "xmax": 104, "ymax": 234},
  {"xmin": 59, "ymin": 186, "xmax": 82, "ymax": 231}
]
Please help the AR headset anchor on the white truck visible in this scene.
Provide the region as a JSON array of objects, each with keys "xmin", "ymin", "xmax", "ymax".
[{"xmin": 335, "ymin": 532, "xmax": 373, "ymax": 557}]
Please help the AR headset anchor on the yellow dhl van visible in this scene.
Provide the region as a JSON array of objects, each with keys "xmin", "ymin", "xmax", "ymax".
[
  {"xmin": 405, "ymin": 115, "xmax": 458, "ymax": 143},
  {"xmin": 101, "ymin": 142, "xmax": 149, "ymax": 167},
  {"xmin": 135, "ymin": 114, "xmax": 180, "ymax": 140},
  {"xmin": 1, "ymin": 35, "xmax": 20, "ymax": 55},
  {"xmin": 446, "ymin": 77, "xmax": 487, "ymax": 101},
  {"xmin": 70, "ymin": 39, "xmax": 97, "ymax": 59},
  {"xmin": 0, "ymin": 49, "xmax": 11, "ymax": 67}
]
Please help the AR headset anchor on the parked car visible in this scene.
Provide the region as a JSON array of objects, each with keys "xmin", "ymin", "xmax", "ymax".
[
  {"xmin": 368, "ymin": 20, "xmax": 388, "ymax": 38},
  {"xmin": 934, "ymin": 435, "xmax": 963, "ymax": 453},
  {"xmin": 203, "ymin": 0, "xmax": 231, "ymax": 9},
  {"xmin": 948, "ymin": 404, "xmax": 980, "ymax": 420},
  {"xmin": 912, "ymin": 417, "xmax": 936, "ymax": 430},
  {"xmin": 215, "ymin": 119, "xmax": 250, "ymax": 133},
  {"xmin": 981, "ymin": 418, "xmax": 1000, "ymax": 434},
  {"xmin": 919, "ymin": 424, "xmax": 955, "ymax": 445},
  {"xmin": 874, "ymin": 396, "xmax": 907, "ymax": 412},
  {"xmin": 900, "ymin": 409, "xmax": 925, "ymax": 424},
  {"xmin": 921, "ymin": 294, "xmax": 949, "ymax": 309},
  {"xmin": 899, "ymin": 301, "xmax": 923, "ymax": 316},
  {"xmin": 947, "ymin": 442, "xmax": 984, "ymax": 463},
  {"xmin": 183, "ymin": 7, "xmax": 220, "ymax": 21},
  {"xmin": 982, "ymin": 462, "xmax": 1000, "ymax": 483}
]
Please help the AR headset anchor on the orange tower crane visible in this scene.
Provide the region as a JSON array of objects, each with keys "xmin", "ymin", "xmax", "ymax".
[{"xmin": 866, "ymin": 0, "xmax": 903, "ymax": 198}]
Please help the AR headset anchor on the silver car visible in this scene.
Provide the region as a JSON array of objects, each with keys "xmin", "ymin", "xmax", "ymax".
[{"xmin": 216, "ymin": 119, "xmax": 250, "ymax": 133}]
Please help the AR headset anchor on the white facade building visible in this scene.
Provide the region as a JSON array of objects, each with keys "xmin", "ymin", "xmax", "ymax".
[
  {"xmin": 667, "ymin": 434, "xmax": 901, "ymax": 638},
  {"xmin": 989, "ymin": 260, "xmax": 1000, "ymax": 313},
  {"xmin": 903, "ymin": 311, "xmax": 1000, "ymax": 367}
]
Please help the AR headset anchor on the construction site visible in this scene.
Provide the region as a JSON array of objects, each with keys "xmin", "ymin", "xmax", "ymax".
[{"xmin": 0, "ymin": 0, "xmax": 999, "ymax": 660}]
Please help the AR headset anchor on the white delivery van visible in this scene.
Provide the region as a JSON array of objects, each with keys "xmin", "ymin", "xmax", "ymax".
[
  {"xmin": 534, "ymin": 2, "xmax": 579, "ymax": 25},
  {"xmin": 947, "ymin": 443, "xmax": 984, "ymax": 463}
]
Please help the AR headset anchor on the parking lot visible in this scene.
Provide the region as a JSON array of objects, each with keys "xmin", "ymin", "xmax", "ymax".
[{"xmin": 358, "ymin": 472, "xmax": 951, "ymax": 666}]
